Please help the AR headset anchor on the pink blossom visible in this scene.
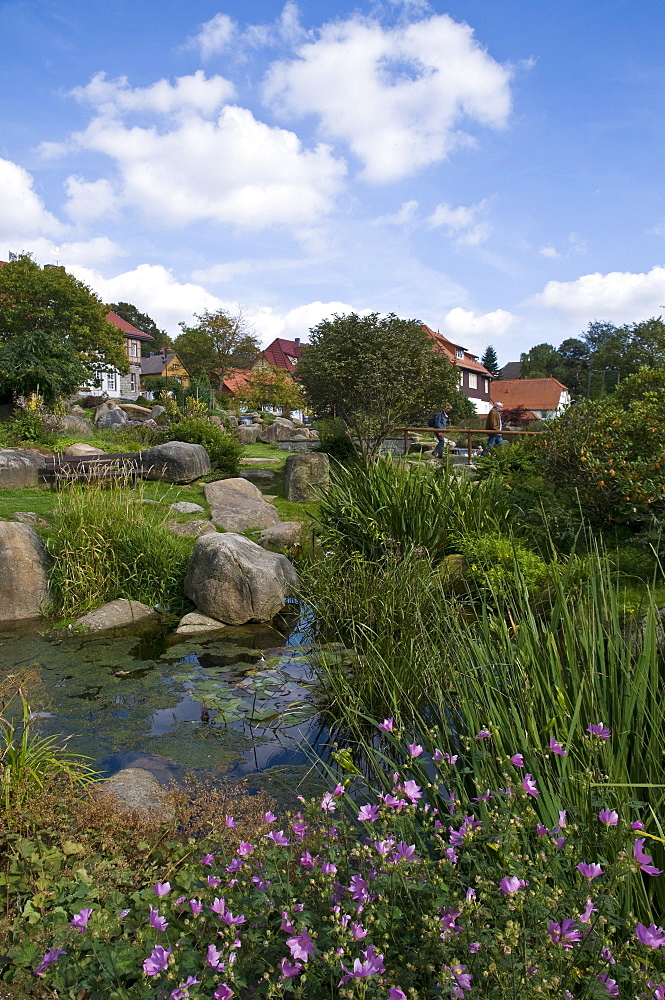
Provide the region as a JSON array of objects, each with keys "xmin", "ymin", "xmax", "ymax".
[
  {"xmin": 587, "ymin": 722, "xmax": 611, "ymax": 738},
  {"xmin": 374, "ymin": 839, "xmax": 394, "ymax": 855},
  {"xmin": 201, "ymin": 853, "xmax": 215, "ymax": 866},
  {"xmin": 634, "ymin": 838, "xmax": 664, "ymax": 876},
  {"xmin": 548, "ymin": 919, "xmax": 582, "ymax": 949},
  {"xmin": 338, "ymin": 945, "xmax": 385, "ymax": 985},
  {"xmin": 379, "ymin": 718, "xmax": 394, "ymax": 731},
  {"xmin": 522, "ymin": 773, "xmax": 539, "ymax": 797},
  {"xmin": 500, "ymin": 876, "xmax": 527, "ymax": 895},
  {"xmin": 321, "ymin": 793, "xmax": 336, "ymax": 813},
  {"xmin": 445, "ymin": 963, "xmax": 473, "ymax": 995},
  {"xmin": 597, "ymin": 973, "xmax": 619, "ymax": 996},
  {"xmin": 300, "ymin": 851, "xmax": 316, "ymax": 867},
  {"xmin": 636, "ymin": 922, "xmax": 665, "ymax": 948},
  {"xmin": 281, "ymin": 958, "xmax": 302, "ymax": 978},
  {"xmin": 237, "ymin": 842, "xmax": 254, "ymax": 856},
  {"xmin": 393, "ymin": 841, "xmax": 417, "ymax": 862},
  {"xmin": 598, "ymin": 809, "xmax": 619, "ymax": 826},
  {"xmin": 389, "ymin": 990, "xmax": 407, "ymax": 1000},
  {"xmin": 469, "ymin": 942, "xmax": 481, "ymax": 953},
  {"xmin": 225, "ymin": 816, "xmax": 236, "ymax": 828},
  {"xmin": 149, "ymin": 908, "xmax": 168, "ymax": 931},
  {"xmin": 510, "ymin": 753, "xmax": 524, "ymax": 767},
  {"xmin": 577, "ymin": 862, "xmax": 603, "ymax": 879},
  {"xmin": 206, "ymin": 944, "xmax": 224, "ymax": 969},
  {"xmin": 70, "ymin": 908, "xmax": 92, "ymax": 933},
  {"xmin": 358, "ymin": 803, "xmax": 380, "ymax": 822},
  {"xmin": 143, "ymin": 945, "xmax": 171, "ymax": 977},
  {"xmin": 213, "ymin": 986, "xmax": 233, "ymax": 1000},
  {"xmin": 321, "ymin": 861, "xmax": 338, "ymax": 875},
  {"xmin": 403, "ymin": 779, "xmax": 422, "ymax": 802},
  {"xmin": 153, "ymin": 881, "xmax": 171, "ymax": 896},
  {"xmin": 632, "ymin": 820, "xmax": 645, "ymax": 830},
  {"xmin": 408, "ymin": 743, "xmax": 423, "ymax": 757},
  {"xmin": 476, "ymin": 729, "xmax": 491, "ymax": 739},
  {"xmin": 263, "ymin": 811, "xmax": 277, "ymax": 823},
  {"xmin": 351, "ymin": 921, "xmax": 368, "ymax": 939},
  {"xmin": 170, "ymin": 974, "xmax": 200, "ymax": 1000},
  {"xmin": 34, "ymin": 948, "xmax": 66, "ymax": 977},
  {"xmin": 265, "ymin": 829, "xmax": 289, "ymax": 846},
  {"xmin": 190, "ymin": 899, "xmax": 202, "ymax": 916},
  {"xmin": 286, "ymin": 930, "xmax": 315, "ymax": 963},
  {"xmin": 207, "ymin": 875, "xmax": 221, "ymax": 887},
  {"xmin": 579, "ymin": 898, "xmax": 597, "ymax": 923},
  {"xmin": 549, "ymin": 737, "xmax": 566, "ymax": 756}
]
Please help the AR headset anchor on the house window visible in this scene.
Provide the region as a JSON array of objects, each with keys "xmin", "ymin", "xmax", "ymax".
[
  {"xmin": 459, "ymin": 371, "xmax": 464, "ymax": 387},
  {"xmin": 107, "ymin": 373, "xmax": 117, "ymax": 392},
  {"xmin": 468, "ymin": 373, "xmax": 477, "ymax": 390},
  {"xmin": 172, "ymin": 363, "xmax": 179, "ymax": 370},
  {"xmin": 130, "ymin": 374, "xmax": 137, "ymax": 392},
  {"xmin": 129, "ymin": 341, "xmax": 138, "ymax": 358},
  {"xmin": 456, "ymin": 348, "xmax": 464, "ymax": 359},
  {"xmin": 484, "ymin": 379, "xmax": 489, "ymax": 393}
]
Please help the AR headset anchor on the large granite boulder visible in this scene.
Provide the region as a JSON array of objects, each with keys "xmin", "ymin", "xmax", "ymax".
[
  {"xmin": 285, "ymin": 452, "xmax": 330, "ymax": 502},
  {"xmin": 240, "ymin": 469, "xmax": 275, "ymax": 482},
  {"xmin": 0, "ymin": 449, "xmax": 46, "ymax": 488},
  {"xmin": 96, "ymin": 407, "xmax": 128, "ymax": 430},
  {"xmin": 204, "ymin": 477, "xmax": 281, "ymax": 531},
  {"xmin": 74, "ymin": 598, "xmax": 158, "ymax": 632},
  {"xmin": 259, "ymin": 417, "xmax": 298, "ymax": 444},
  {"xmin": 166, "ymin": 519, "xmax": 217, "ymax": 538},
  {"xmin": 45, "ymin": 413, "xmax": 94, "ymax": 436},
  {"xmin": 99, "ymin": 767, "xmax": 173, "ymax": 819},
  {"xmin": 237, "ymin": 423, "xmax": 262, "ymax": 445},
  {"xmin": 257, "ymin": 521, "xmax": 302, "ymax": 551},
  {"xmin": 0, "ymin": 522, "xmax": 51, "ymax": 620},
  {"xmin": 150, "ymin": 404, "xmax": 166, "ymax": 422},
  {"xmin": 140, "ymin": 442, "xmax": 211, "ymax": 483},
  {"xmin": 63, "ymin": 443, "xmax": 105, "ymax": 457},
  {"xmin": 184, "ymin": 532, "xmax": 298, "ymax": 624},
  {"xmin": 119, "ymin": 403, "xmax": 152, "ymax": 421}
]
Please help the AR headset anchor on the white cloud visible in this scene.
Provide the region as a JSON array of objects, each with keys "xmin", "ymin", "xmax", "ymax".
[
  {"xmin": 529, "ymin": 266, "xmax": 665, "ymax": 325},
  {"xmin": 69, "ymin": 263, "xmax": 224, "ymax": 335},
  {"xmin": 440, "ymin": 306, "xmax": 516, "ymax": 345},
  {"xmin": 64, "ymin": 176, "xmax": 117, "ymax": 223},
  {"xmin": 428, "ymin": 199, "xmax": 491, "ymax": 245},
  {"xmin": 264, "ymin": 13, "xmax": 512, "ymax": 182},
  {"xmin": 188, "ymin": 13, "xmax": 236, "ymax": 59},
  {"xmin": 539, "ymin": 245, "xmax": 560, "ymax": 259},
  {"xmin": 374, "ymin": 199, "xmax": 419, "ymax": 225},
  {"xmin": 70, "ymin": 71, "xmax": 235, "ymax": 117},
  {"xmin": 246, "ymin": 300, "xmax": 366, "ymax": 346},
  {"xmin": 0, "ymin": 158, "xmax": 66, "ymax": 242},
  {"xmin": 57, "ymin": 237, "xmax": 123, "ymax": 267}
]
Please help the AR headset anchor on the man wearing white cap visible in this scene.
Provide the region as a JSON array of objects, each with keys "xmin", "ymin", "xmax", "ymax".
[{"xmin": 482, "ymin": 400, "xmax": 503, "ymax": 455}]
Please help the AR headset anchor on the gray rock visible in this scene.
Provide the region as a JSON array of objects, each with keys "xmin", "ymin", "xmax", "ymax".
[
  {"xmin": 94, "ymin": 399, "xmax": 118, "ymax": 418},
  {"xmin": 45, "ymin": 413, "xmax": 95, "ymax": 436},
  {"xmin": 237, "ymin": 423, "xmax": 262, "ymax": 445},
  {"xmin": 0, "ymin": 522, "xmax": 51, "ymax": 620},
  {"xmin": 69, "ymin": 405, "xmax": 86, "ymax": 416},
  {"xmin": 150, "ymin": 404, "xmax": 166, "ymax": 421},
  {"xmin": 170, "ymin": 501, "xmax": 205, "ymax": 514},
  {"xmin": 175, "ymin": 612, "xmax": 227, "ymax": 636},
  {"xmin": 119, "ymin": 403, "xmax": 152, "ymax": 421},
  {"xmin": 75, "ymin": 598, "xmax": 158, "ymax": 632},
  {"xmin": 259, "ymin": 417, "xmax": 297, "ymax": 444},
  {"xmin": 166, "ymin": 519, "xmax": 218, "ymax": 538},
  {"xmin": 0, "ymin": 448, "xmax": 46, "ymax": 488},
  {"xmin": 204, "ymin": 477, "xmax": 281, "ymax": 531},
  {"xmin": 285, "ymin": 452, "xmax": 330, "ymax": 502},
  {"xmin": 240, "ymin": 469, "xmax": 275, "ymax": 482},
  {"xmin": 96, "ymin": 407, "xmax": 128, "ymax": 429},
  {"xmin": 99, "ymin": 767, "xmax": 173, "ymax": 819},
  {"xmin": 63, "ymin": 443, "xmax": 105, "ymax": 457},
  {"xmin": 13, "ymin": 511, "xmax": 50, "ymax": 528},
  {"xmin": 184, "ymin": 532, "xmax": 298, "ymax": 624},
  {"xmin": 140, "ymin": 441, "xmax": 211, "ymax": 483},
  {"xmin": 257, "ymin": 521, "xmax": 302, "ymax": 550}
]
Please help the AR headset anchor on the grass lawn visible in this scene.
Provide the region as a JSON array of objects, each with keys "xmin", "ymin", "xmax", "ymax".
[{"xmin": 239, "ymin": 441, "xmax": 288, "ymax": 469}]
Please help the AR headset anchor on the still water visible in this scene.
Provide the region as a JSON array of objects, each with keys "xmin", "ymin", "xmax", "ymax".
[{"xmin": 0, "ymin": 604, "xmax": 337, "ymax": 801}]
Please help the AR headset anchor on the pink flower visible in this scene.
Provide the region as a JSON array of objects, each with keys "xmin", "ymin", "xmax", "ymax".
[
  {"xmin": 351, "ymin": 921, "xmax": 368, "ymax": 939},
  {"xmin": 587, "ymin": 722, "xmax": 611, "ymax": 738},
  {"xmin": 338, "ymin": 945, "xmax": 385, "ymax": 985},
  {"xmin": 170, "ymin": 974, "xmax": 200, "ymax": 1000},
  {"xmin": 321, "ymin": 793, "xmax": 336, "ymax": 812},
  {"xmin": 206, "ymin": 944, "xmax": 224, "ymax": 969},
  {"xmin": 213, "ymin": 986, "xmax": 233, "ymax": 1000},
  {"xmin": 189, "ymin": 899, "xmax": 202, "ymax": 916},
  {"xmin": 281, "ymin": 958, "xmax": 303, "ymax": 978},
  {"xmin": 300, "ymin": 851, "xmax": 316, "ymax": 867},
  {"xmin": 201, "ymin": 853, "xmax": 215, "ymax": 866},
  {"xmin": 321, "ymin": 861, "xmax": 337, "ymax": 875},
  {"xmin": 287, "ymin": 930, "xmax": 315, "ymax": 963},
  {"xmin": 149, "ymin": 908, "xmax": 168, "ymax": 931},
  {"xmin": 549, "ymin": 737, "xmax": 566, "ymax": 756},
  {"xmin": 393, "ymin": 841, "xmax": 417, "ymax": 862},
  {"xmin": 579, "ymin": 898, "xmax": 597, "ymax": 923},
  {"xmin": 403, "ymin": 779, "xmax": 422, "ymax": 802},
  {"xmin": 510, "ymin": 753, "xmax": 524, "ymax": 767},
  {"xmin": 577, "ymin": 862, "xmax": 603, "ymax": 879},
  {"xmin": 374, "ymin": 839, "xmax": 394, "ymax": 855},
  {"xmin": 632, "ymin": 820, "xmax": 645, "ymax": 830},
  {"xmin": 522, "ymin": 773, "xmax": 539, "ymax": 797},
  {"xmin": 445, "ymin": 964, "xmax": 473, "ymax": 994},
  {"xmin": 225, "ymin": 816, "xmax": 236, "ymax": 828},
  {"xmin": 597, "ymin": 973, "xmax": 619, "ymax": 996},
  {"xmin": 469, "ymin": 942, "xmax": 481, "ymax": 953},
  {"xmin": 153, "ymin": 881, "xmax": 171, "ymax": 896},
  {"xmin": 237, "ymin": 841, "xmax": 254, "ymax": 856},
  {"xmin": 263, "ymin": 811, "xmax": 277, "ymax": 823},
  {"xmin": 34, "ymin": 948, "xmax": 66, "ymax": 977},
  {"xmin": 265, "ymin": 829, "xmax": 289, "ymax": 846},
  {"xmin": 209, "ymin": 897, "xmax": 226, "ymax": 915},
  {"xmin": 207, "ymin": 875, "xmax": 221, "ymax": 887},
  {"xmin": 598, "ymin": 809, "xmax": 619, "ymax": 826},
  {"xmin": 500, "ymin": 876, "xmax": 527, "ymax": 895},
  {"xmin": 634, "ymin": 838, "xmax": 664, "ymax": 876},
  {"xmin": 143, "ymin": 945, "xmax": 171, "ymax": 977},
  {"xmin": 70, "ymin": 908, "xmax": 92, "ymax": 933},
  {"xmin": 408, "ymin": 743, "xmax": 423, "ymax": 757},
  {"xmin": 389, "ymin": 990, "xmax": 407, "ymax": 1000},
  {"xmin": 358, "ymin": 803, "xmax": 380, "ymax": 822},
  {"xmin": 636, "ymin": 923, "xmax": 665, "ymax": 948},
  {"xmin": 548, "ymin": 919, "xmax": 582, "ymax": 949},
  {"xmin": 379, "ymin": 718, "xmax": 394, "ymax": 731},
  {"xmin": 476, "ymin": 729, "xmax": 491, "ymax": 739},
  {"xmin": 333, "ymin": 783, "xmax": 345, "ymax": 795}
]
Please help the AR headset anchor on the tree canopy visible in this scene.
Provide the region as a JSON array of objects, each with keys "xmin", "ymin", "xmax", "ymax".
[
  {"xmin": 174, "ymin": 309, "xmax": 260, "ymax": 389},
  {"xmin": 481, "ymin": 345, "xmax": 500, "ymax": 377},
  {"xmin": 233, "ymin": 367, "xmax": 304, "ymax": 414},
  {"xmin": 108, "ymin": 301, "xmax": 171, "ymax": 356},
  {"xmin": 297, "ymin": 312, "xmax": 469, "ymax": 460},
  {"xmin": 0, "ymin": 255, "xmax": 127, "ymax": 402}
]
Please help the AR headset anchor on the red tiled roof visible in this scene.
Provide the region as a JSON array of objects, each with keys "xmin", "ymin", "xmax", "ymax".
[
  {"xmin": 259, "ymin": 338, "xmax": 303, "ymax": 375},
  {"xmin": 491, "ymin": 378, "xmax": 569, "ymax": 411},
  {"xmin": 106, "ymin": 311, "xmax": 155, "ymax": 341},
  {"xmin": 423, "ymin": 326, "xmax": 493, "ymax": 377},
  {"xmin": 221, "ymin": 370, "xmax": 252, "ymax": 395}
]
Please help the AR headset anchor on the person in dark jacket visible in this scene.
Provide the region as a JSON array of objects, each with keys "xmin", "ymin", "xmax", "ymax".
[
  {"xmin": 482, "ymin": 401, "xmax": 503, "ymax": 455},
  {"xmin": 430, "ymin": 407, "xmax": 449, "ymax": 458}
]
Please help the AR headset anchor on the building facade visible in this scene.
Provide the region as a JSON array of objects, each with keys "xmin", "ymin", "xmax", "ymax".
[
  {"xmin": 424, "ymin": 326, "xmax": 494, "ymax": 414},
  {"xmin": 491, "ymin": 377, "xmax": 571, "ymax": 419}
]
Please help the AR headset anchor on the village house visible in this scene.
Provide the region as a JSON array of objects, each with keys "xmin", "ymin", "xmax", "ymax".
[
  {"xmin": 424, "ymin": 326, "xmax": 494, "ymax": 414},
  {"xmin": 140, "ymin": 352, "xmax": 190, "ymax": 391},
  {"xmin": 81, "ymin": 311, "xmax": 154, "ymax": 400},
  {"xmin": 491, "ymin": 377, "xmax": 571, "ymax": 420},
  {"xmin": 221, "ymin": 337, "xmax": 306, "ymax": 421}
]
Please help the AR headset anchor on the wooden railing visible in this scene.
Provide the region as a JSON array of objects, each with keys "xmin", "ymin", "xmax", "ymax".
[{"xmin": 392, "ymin": 427, "xmax": 545, "ymax": 463}]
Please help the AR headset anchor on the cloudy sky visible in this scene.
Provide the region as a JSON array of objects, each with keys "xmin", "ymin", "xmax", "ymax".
[{"xmin": 1, "ymin": 0, "xmax": 664, "ymax": 362}]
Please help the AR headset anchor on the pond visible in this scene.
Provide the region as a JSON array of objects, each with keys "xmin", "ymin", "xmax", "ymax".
[{"xmin": 0, "ymin": 604, "xmax": 341, "ymax": 804}]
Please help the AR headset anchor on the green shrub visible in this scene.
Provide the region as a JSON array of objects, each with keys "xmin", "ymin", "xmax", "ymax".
[
  {"xmin": 165, "ymin": 417, "xmax": 241, "ymax": 475},
  {"xmin": 47, "ymin": 481, "xmax": 194, "ymax": 615},
  {"xmin": 454, "ymin": 530, "xmax": 551, "ymax": 595},
  {"xmin": 314, "ymin": 417, "xmax": 356, "ymax": 462}
]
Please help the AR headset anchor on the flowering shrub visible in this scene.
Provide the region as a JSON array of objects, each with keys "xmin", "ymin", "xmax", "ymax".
[{"xmin": 9, "ymin": 735, "xmax": 665, "ymax": 999}]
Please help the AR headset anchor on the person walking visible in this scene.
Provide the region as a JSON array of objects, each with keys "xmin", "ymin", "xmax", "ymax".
[
  {"xmin": 482, "ymin": 400, "xmax": 503, "ymax": 455},
  {"xmin": 430, "ymin": 407, "xmax": 449, "ymax": 458}
]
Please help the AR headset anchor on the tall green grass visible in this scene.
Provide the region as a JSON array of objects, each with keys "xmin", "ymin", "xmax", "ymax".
[{"xmin": 47, "ymin": 480, "xmax": 194, "ymax": 616}]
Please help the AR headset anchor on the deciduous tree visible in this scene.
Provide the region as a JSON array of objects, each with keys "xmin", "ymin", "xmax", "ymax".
[
  {"xmin": 174, "ymin": 309, "xmax": 260, "ymax": 389},
  {"xmin": 234, "ymin": 367, "xmax": 304, "ymax": 415}
]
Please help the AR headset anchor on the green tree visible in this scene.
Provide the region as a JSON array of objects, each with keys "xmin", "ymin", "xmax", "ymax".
[
  {"xmin": 234, "ymin": 367, "xmax": 305, "ymax": 415},
  {"xmin": 581, "ymin": 317, "xmax": 665, "ymax": 395},
  {"xmin": 519, "ymin": 343, "xmax": 563, "ymax": 379},
  {"xmin": 174, "ymin": 309, "xmax": 260, "ymax": 389},
  {"xmin": 297, "ymin": 312, "xmax": 466, "ymax": 461},
  {"xmin": 108, "ymin": 301, "xmax": 171, "ymax": 356},
  {"xmin": 0, "ymin": 255, "xmax": 127, "ymax": 402},
  {"xmin": 481, "ymin": 345, "xmax": 500, "ymax": 377}
]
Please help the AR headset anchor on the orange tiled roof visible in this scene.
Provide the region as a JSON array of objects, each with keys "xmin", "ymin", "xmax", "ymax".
[
  {"xmin": 259, "ymin": 338, "xmax": 303, "ymax": 375},
  {"xmin": 423, "ymin": 326, "xmax": 493, "ymax": 377},
  {"xmin": 106, "ymin": 311, "xmax": 154, "ymax": 341},
  {"xmin": 491, "ymin": 378, "xmax": 569, "ymax": 410}
]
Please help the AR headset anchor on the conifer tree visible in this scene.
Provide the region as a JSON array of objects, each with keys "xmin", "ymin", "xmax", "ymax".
[{"xmin": 481, "ymin": 344, "xmax": 500, "ymax": 377}]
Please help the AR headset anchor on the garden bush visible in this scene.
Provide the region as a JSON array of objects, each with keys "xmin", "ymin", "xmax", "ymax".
[
  {"xmin": 164, "ymin": 417, "xmax": 242, "ymax": 476},
  {"xmin": 6, "ymin": 733, "xmax": 665, "ymax": 998},
  {"xmin": 453, "ymin": 530, "xmax": 551, "ymax": 596}
]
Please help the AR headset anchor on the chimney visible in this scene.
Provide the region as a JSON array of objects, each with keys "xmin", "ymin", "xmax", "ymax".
[{"xmin": 294, "ymin": 337, "xmax": 300, "ymax": 348}]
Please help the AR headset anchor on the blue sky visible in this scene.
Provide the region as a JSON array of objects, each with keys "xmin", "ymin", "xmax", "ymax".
[{"xmin": 1, "ymin": 0, "xmax": 665, "ymax": 363}]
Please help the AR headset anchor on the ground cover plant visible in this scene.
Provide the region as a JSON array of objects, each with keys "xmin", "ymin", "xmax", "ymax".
[{"xmin": 6, "ymin": 731, "xmax": 665, "ymax": 998}]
